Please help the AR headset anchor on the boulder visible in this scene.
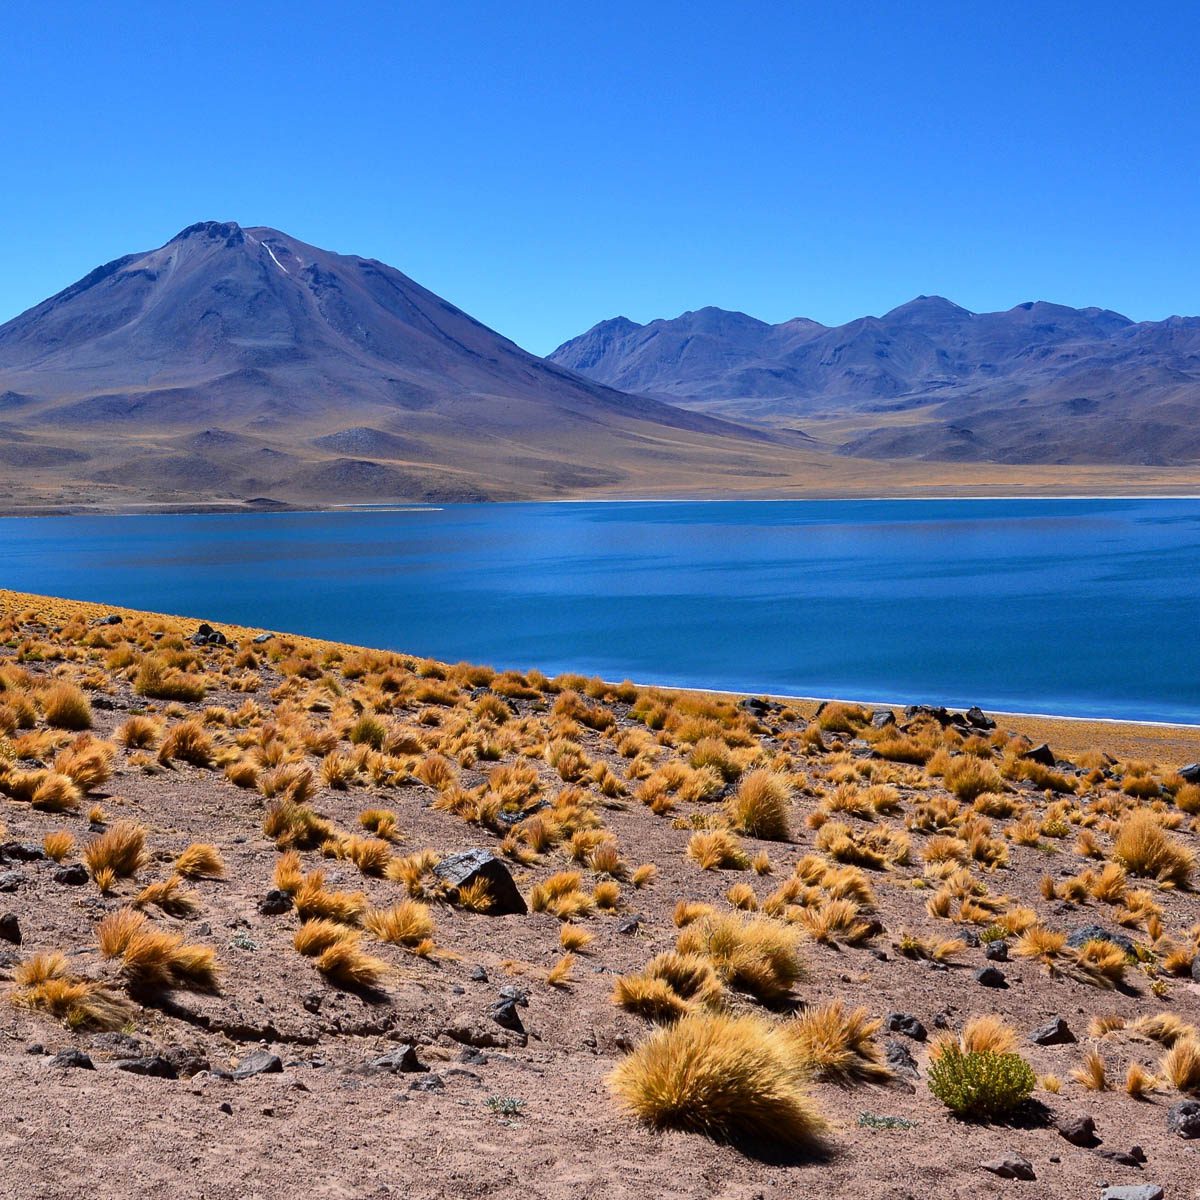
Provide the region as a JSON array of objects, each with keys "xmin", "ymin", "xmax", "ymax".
[
  {"xmin": 231, "ymin": 1051, "xmax": 283, "ymax": 1080},
  {"xmin": 252, "ymin": 632, "xmax": 274, "ymax": 644},
  {"xmin": 0, "ymin": 913, "xmax": 20, "ymax": 944},
  {"xmin": 1178, "ymin": 762, "xmax": 1200, "ymax": 785},
  {"xmin": 1066, "ymin": 924, "xmax": 1135, "ymax": 955},
  {"xmin": 1021, "ymin": 743, "xmax": 1057, "ymax": 767},
  {"xmin": 884, "ymin": 1040, "xmax": 918, "ymax": 1077},
  {"xmin": 979, "ymin": 1153, "xmax": 1035, "ymax": 1180},
  {"xmin": 1167, "ymin": 1099, "xmax": 1200, "ymax": 1138},
  {"xmin": 884, "ymin": 1012, "xmax": 927, "ymax": 1041},
  {"xmin": 870, "ymin": 709, "xmax": 896, "ymax": 729},
  {"xmin": 115, "ymin": 1056, "xmax": 178, "ymax": 1079},
  {"xmin": 965, "ymin": 706, "xmax": 996, "ymax": 730},
  {"xmin": 974, "ymin": 965, "xmax": 1006, "ymax": 988},
  {"xmin": 1054, "ymin": 1112, "xmax": 1099, "ymax": 1147},
  {"xmin": 257, "ymin": 890, "xmax": 294, "ymax": 916},
  {"xmin": 53, "ymin": 864, "xmax": 89, "ymax": 886},
  {"xmin": 1029, "ymin": 1017, "xmax": 1075, "ymax": 1046},
  {"xmin": 432, "ymin": 850, "xmax": 527, "ymax": 916},
  {"xmin": 365, "ymin": 1044, "xmax": 427, "ymax": 1074},
  {"xmin": 1101, "ymin": 1188, "xmax": 1163, "ymax": 1200},
  {"xmin": 50, "ymin": 1049, "xmax": 94, "ymax": 1070},
  {"xmin": 984, "ymin": 939, "xmax": 1009, "ymax": 962}
]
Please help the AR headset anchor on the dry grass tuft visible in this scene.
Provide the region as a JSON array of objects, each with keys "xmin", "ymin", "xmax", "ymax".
[
  {"xmin": 1113, "ymin": 812, "xmax": 1194, "ymax": 886},
  {"xmin": 785, "ymin": 1001, "xmax": 891, "ymax": 1084},
  {"xmin": 725, "ymin": 770, "xmax": 791, "ymax": 841},
  {"xmin": 609, "ymin": 1012, "xmax": 826, "ymax": 1147},
  {"xmin": 41, "ymin": 683, "xmax": 92, "ymax": 730},
  {"xmin": 174, "ymin": 842, "xmax": 225, "ymax": 879},
  {"xmin": 83, "ymin": 820, "xmax": 150, "ymax": 880},
  {"xmin": 363, "ymin": 901, "xmax": 435, "ymax": 947}
]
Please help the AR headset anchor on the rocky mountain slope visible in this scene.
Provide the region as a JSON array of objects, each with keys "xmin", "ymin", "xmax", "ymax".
[
  {"xmin": 550, "ymin": 299, "xmax": 1200, "ymax": 465},
  {"xmin": 0, "ymin": 222, "xmax": 801, "ymax": 507}
]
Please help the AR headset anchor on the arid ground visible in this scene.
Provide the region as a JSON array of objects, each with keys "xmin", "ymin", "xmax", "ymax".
[{"xmin": 0, "ymin": 589, "xmax": 1197, "ymax": 1199}]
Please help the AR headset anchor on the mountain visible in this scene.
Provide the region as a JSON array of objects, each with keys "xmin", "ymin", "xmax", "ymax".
[
  {"xmin": 549, "ymin": 298, "xmax": 1200, "ymax": 465},
  {"xmin": 0, "ymin": 221, "xmax": 803, "ymax": 508}
]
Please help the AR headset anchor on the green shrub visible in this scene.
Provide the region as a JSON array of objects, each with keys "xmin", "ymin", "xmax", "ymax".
[{"xmin": 927, "ymin": 1046, "xmax": 1035, "ymax": 1119}]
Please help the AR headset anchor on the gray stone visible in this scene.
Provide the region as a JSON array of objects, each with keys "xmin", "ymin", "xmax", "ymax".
[
  {"xmin": 89, "ymin": 1032, "xmax": 147, "ymax": 1058},
  {"xmin": 0, "ymin": 872, "xmax": 21, "ymax": 893},
  {"xmin": 469, "ymin": 965, "xmax": 488, "ymax": 982},
  {"xmin": 53, "ymin": 863, "xmax": 89, "ymax": 886},
  {"xmin": 162, "ymin": 1045, "xmax": 210, "ymax": 1077},
  {"xmin": 1066, "ymin": 924, "xmax": 1135, "ymax": 955},
  {"xmin": 252, "ymin": 632, "xmax": 274, "ymax": 644},
  {"xmin": 870, "ymin": 709, "xmax": 896, "ymax": 729},
  {"xmin": 115, "ymin": 1055, "xmax": 178, "ymax": 1079},
  {"xmin": 0, "ymin": 913, "xmax": 20, "ymax": 944},
  {"xmin": 1029, "ymin": 1017, "xmax": 1075, "ymax": 1046},
  {"xmin": 1098, "ymin": 1146, "xmax": 1146, "ymax": 1167},
  {"xmin": 615, "ymin": 916, "xmax": 641, "ymax": 935},
  {"xmin": 50, "ymin": 1049, "xmax": 94, "ymax": 1070},
  {"xmin": 1167, "ymin": 1099, "xmax": 1200, "ymax": 1138},
  {"xmin": 974, "ymin": 965, "xmax": 1006, "ymax": 987},
  {"xmin": 0, "ymin": 842, "xmax": 45, "ymax": 862},
  {"xmin": 966, "ymin": 706, "xmax": 996, "ymax": 730},
  {"xmin": 884, "ymin": 1012, "xmax": 927, "ymax": 1041},
  {"xmin": 490, "ymin": 998, "xmax": 525, "ymax": 1033},
  {"xmin": 257, "ymin": 889, "xmax": 293, "ymax": 915},
  {"xmin": 409, "ymin": 1073, "xmax": 444, "ymax": 1092},
  {"xmin": 432, "ymin": 850, "xmax": 527, "ymax": 915},
  {"xmin": 979, "ymin": 1153, "xmax": 1035, "ymax": 1180},
  {"xmin": 1178, "ymin": 762, "xmax": 1200, "ymax": 785},
  {"xmin": 1054, "ymin": 1111, "xmax": 1099, "ymax": 1147},
  {"xmin": 231, "ymin": 1051, "xmax": 282, "ymax": 1080},
  {"xmin": 1021, "ymin": 743, "xmax": 1057, "ymax": 767},
  {"xmin": 1100, "ymin": 1188, "xmax": 1163, "ymax": 1200},
  {"xmin": 984, "ymin": 939, "xmax": 1008, "ymax": 962},
  {"xmin": 884, "ymin": 1039, "xmax": 918, "ymax": 1076},
  {"xmin": 365, "ymin": 1044, "xmax": 427, "ymax": 1074}
]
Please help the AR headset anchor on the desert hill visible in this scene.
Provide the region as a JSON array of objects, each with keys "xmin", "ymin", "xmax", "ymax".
[{"xmin": 550, "ymin": 298, "xmax": 1200, "ymax": 465}]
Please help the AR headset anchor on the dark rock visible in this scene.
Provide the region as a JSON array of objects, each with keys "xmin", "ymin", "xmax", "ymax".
[
  {"xmin": 115, "ymin": 1055, "xmax": 178, "ymax": 1079},
  {"xmin": 409, "ymin": 1073, "xmax": 444, "ymax": 1092},
  {"xmin": 979, "ymin": 1153, "xmax": 1035, "ymax": 1180},
  {"xmin": 25, "ymin": 1043, "xmax": 44, "ymax": 1055},
  {"xmin": 302, "ymin": 992, "xmax": 323, "ymax": 1014},
  {"xmin": 884, "ymin": 1012, "xmax": 927, "ymax": 1041},
  {"xmin": 0, "ymin": 842, "xmax": 45, "ymax": 862},
  {"xmin": 1021, "ymin": 743, "xmax": 1057, "ymax": 767},
  {"xmin": 469, "ymin": 965, "xmax": 489, "ymax": 982},
  {"xmin": 497, "ymin": 986, "xmax": 528, "ymax": 1006},
  {"xmin": 1066, "ymin": 924, "xmax": 1135, "ymax": 955},
  {"xmin": 1029, "ymin": 1017, "xmax": 1075, "ymax": 1046},
  {"xmin": 885, "ymin": 1039, "xmax": 919, "ymax": 1076},
  {"xmin": 738, "ymin": 696, "xmax": 771, "ymax": 714},
  {"xmin": 162, "ymin": 1045, "xmax": 210, "ymax": 1077},
  {"xmin": 615, "ymin": 916, "xmax": 641, "ymax": 935},
  {"xmin": 50, "ymin": 1049, "xmax": 94, "ymax": 1070},
  {"xmin": 905, "ymin": 704, "xmax": 952, "ymax": 725},
  {"xmin": 490, "ymin": 998, "xmax": 526, "ymax": 1033},
  {"xmin": 0, "ymin": 913, "xmax": 20, "ymax": 944},
  {"xmin": 218, "ymin": 1102, "xmax": 234, "ymax": 1115},
  {"xmin": 870, "ymin": 709, "xmax": 896, "ymax": 729},
  {"xmin": 432, "ymin": 849, "xmax": 527, "ymax": 915},
  {"xmin": 257, "ymin": 890, "xmax": 294, "ymax": 915},
  {"xmin": 99, "ymin": 614, "xmax": 123, "ymax": 625},
  {"xmin": 1101, "ymin": 1188, "xmax": 1163, "ymax": 1200},
  {"xmin": 1098, "ymin": 1147, "xmax": 1146, "ymax": 1167},
  {"xmin": 974, "ymin": 965, "xmax": 1006, "ymax": 988},
  {"xmin": 92, "ymin": 697, "xmax": 116, "ymax": 710},
  {"xmin": 1178, "ymin": 762, "xmax": 1200, "ymax": 785},
  {"xmin": 984, "ymin": 939, "xmax": 1009, "ymax": 962},
  {"xmin": 965, "ymin": 706, "xmax": 996, "ymax": 730},
  {"xmin": 1167, "ymin": 1099, "xmax": 1200, "ymax": 1138},
  {"xmin": 53, "ymin": 863, "xmax": 89, "ymax": 886},
  {"xmin": 252, "ymin": 632, "xmax": 274, "ymax": 644},
  {"xmin": 1054, "ymin": 1112, "xmax": 1099, "ymax": 1147},
  {"xmin": 365, "ymin": 1044, "xmax": 427, "ymax": 1074},
  {"xmin": 231, "ymin": 1051, "xmax": 283, "ymax": 1080},
  {"xmin": 0, "ymin": 872, "xmax": 21, "ymax": 893}
]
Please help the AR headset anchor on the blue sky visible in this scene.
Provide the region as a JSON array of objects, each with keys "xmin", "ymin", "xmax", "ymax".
[{"xmin": 1, "ymin": 1, "xmax": 1196, "ymax": 354}]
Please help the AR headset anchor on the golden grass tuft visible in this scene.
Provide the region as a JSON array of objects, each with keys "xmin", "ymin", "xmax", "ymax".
[
  {"xmin": 174, "ymin": 842, "xmax": 225, "ymax": 879},
  {"xmin": 1161, "ymin": 1038, "xmax": 1200, "ymax": 1092},
  {"xmin": 96, "ymin": 907, "xmax": 219, "ymax": 992},
  {"xmin": 363, "ymin": 900, "xmax": 435, "ymax": 947},
  {"xmin": 676, "ymin": 912, "xmax": 804, "ymax": 1004},
  {"xmin": 609, "ymin": 1012, "xmax": 826, "ymax": 1147},
  {"xmin": 133, "ymin": 874, "xmax": 200, "ymax": 916},
  {"xmin": 42, "ymin": 830, "xmax": 75, "ymax": 862},
  {"xmin": 314, "ymin": 939, "xmax": 389, "ymax": 990},
  {"xmin": 686, "ymin": 829, "xmax": 750, "ymax": 871},
  {"xmin": 12, "ymin": 952, "xmax": 136, "ymax": 1030},
  {"xmin": 41, "ymin": 683, "xmax": 92, "ymax": 730},
  {"xmin": 82, "ymin": 820, "xmax": 149, "ymax": 880},
  {"xmin": 30, "ymin": 771, "xmax": 81, "ymax": 813},
  {"xmin": 1113, "ymin": 811, "xmax": 1194, "ymax": 886},
  {"xmin": 725, "ymin": 769, "xmax": 791, "ymax": 841},
  {"xmin": 1072, "ymin": 1049, "xmax": 1109, "ymax": 1091},
  {"xmin": 293, "ymin": 870, "xmax": 366, "ymax": 925},
  {"xmin": 784, "ymin": 1001, "xmax": 891, "ymax": 1084},
  {"xmin": 1124, "ymin": 1062, "xmax": 1158, "ymax": 1099},
  {"xmin": 546, "ymin": 953, "xmax": 576, "ymax": 987},
  {"xmin": 158, "ymin": 720, "xmax": 214, "ymax": 767}
]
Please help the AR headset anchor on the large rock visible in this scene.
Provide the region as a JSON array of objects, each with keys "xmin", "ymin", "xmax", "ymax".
[
  {"xmin": 1029, "ymin": 1017, "xmax": 1075, "ymax": 1046},
  {"xmin": 50, "ymin": 1049, "xmax": 94, "ymax": 1070},
  {"xmin": 884, "ymin": 1012, "xmax": 927, "ymax": 1041},
  {"xmin": 1054, "ymin": 1112, "xmax": 1099, "ymax": 1147},
  {"xmin": 432, "ymin": 850, "xmax": 527, "ymax": 916},
  {"xmin": 1101, "ymin": 1188, "xmax": 1163, "ymax": 1200},
  {"xmin": 0, "ymin": 913, "xmax": 20, "ymax": 944},
  {"xmin": 116, "ymin": 1055, "xmax": 178, "ymax": 1079},
  {"xmin": 979, "ymin": 1153, "xmax": 1035, "ymax": 1180},
  {"xmin": 1021, "ymin": 743, "xmax": 1057, "ymax": 767},
  {"xmin": 1066, "ymin": 924, "xmax": 1135, "ymax": 955},
  {"xmin": 365, "ymin": 1045, "xmax": 427, "ymax": 1074},
  {"xmin": 1168, "ymin": 1099, "xmax": 1200, "ymax": 1138},
  {"xmin": 1178, "ymin": 762, "xmax": 1200, "ymax": 785},
  {"xmin": 231, "ymin": 1050, "xmax": 282, "ymax": 1080}
]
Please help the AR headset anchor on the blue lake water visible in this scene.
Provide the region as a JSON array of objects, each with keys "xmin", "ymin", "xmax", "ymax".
[{"xmin": 2, "ymin": 498, "xmax": 1199, "ymax": 724}]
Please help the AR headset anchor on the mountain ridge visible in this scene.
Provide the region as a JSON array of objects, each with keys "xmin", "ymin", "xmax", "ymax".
[{"xmin": 549, "ymin": 297, "xmax": 1200, "ymax": 464}]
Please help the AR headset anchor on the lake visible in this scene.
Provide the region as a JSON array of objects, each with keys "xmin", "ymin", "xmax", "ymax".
[{"xmin": 2, "ymin": 498, "xmax": 1198, "ymax": 724}]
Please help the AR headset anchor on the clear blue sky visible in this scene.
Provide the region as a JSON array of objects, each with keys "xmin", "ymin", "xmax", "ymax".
[{"xmin": 2, "ymin": 1, "xmax": 1197, "ymax": 354}]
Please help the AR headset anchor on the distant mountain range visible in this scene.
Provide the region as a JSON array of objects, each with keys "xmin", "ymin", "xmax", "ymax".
[
  {"xmin": 550, "ymin": 298, "xmax": 1200, "ymax": 464},
  {"xmin": 0, "ymin": 222, "xmax": 803, "ymax": 507}
]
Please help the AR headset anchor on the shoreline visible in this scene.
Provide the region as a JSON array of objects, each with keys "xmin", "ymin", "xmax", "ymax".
[
  {"xmin": 2, "ymin": 587, "xmax": 1197, "ymax": 762},
  {"xmin": 2, "ymin": 490, "xmax": 1200, "ymax": 520}
]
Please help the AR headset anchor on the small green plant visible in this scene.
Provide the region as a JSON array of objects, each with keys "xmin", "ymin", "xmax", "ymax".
[
  {"xmin": 485, "ymin": 1096, "xmax": 526, "ymax": 1117},
  {"xmin": 979, "ymin": 924, "xmax": 1007, "ymax": 944},
  {"xmin": 927, "ymin": 1046, "xmax": 1035, "ymax": 1120},
  {"xmin": 857, "ymin": 1111, "xmax": 916, "ymax": 1130}
]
